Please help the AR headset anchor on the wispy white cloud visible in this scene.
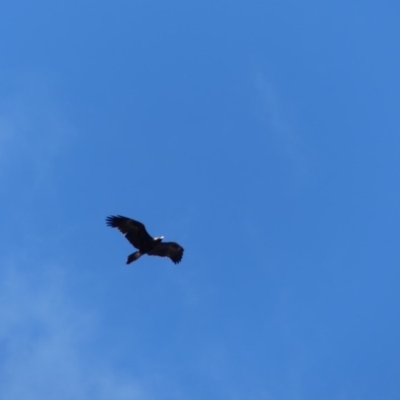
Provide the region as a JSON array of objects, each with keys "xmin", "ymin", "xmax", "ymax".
[
  {"xmin": 0, "ymin": 257, "xmax": 149, "ymax": 400},
  {"xmin": 255, "ymin": 73, "xmax": 308, "ymax": 179},
  {"xmin": 0, "ymin": 72, "xmax": 74, "ymax": 188},
  {"xmin": 0, "ymin": 74, "xmax": 150, "ymax": 400}
]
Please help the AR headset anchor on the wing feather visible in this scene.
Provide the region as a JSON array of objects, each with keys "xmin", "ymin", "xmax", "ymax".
[
  {"xmin": 106, "ymin": 215, "xmax": 153, "ymax": 249},
  {"xmin": 148, "ymin": 242, "xmax": 184, "ymax": 264}
]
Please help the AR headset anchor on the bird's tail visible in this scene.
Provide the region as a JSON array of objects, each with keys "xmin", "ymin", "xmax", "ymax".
[{"xmin": 126, "ymin": 251, "xmax": 142, "ymax": 264}]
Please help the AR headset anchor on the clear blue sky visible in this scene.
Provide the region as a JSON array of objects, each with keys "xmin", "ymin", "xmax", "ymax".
[{"xmin": 1, "ymin": 1, "xmax": 399, "ymax": 399}]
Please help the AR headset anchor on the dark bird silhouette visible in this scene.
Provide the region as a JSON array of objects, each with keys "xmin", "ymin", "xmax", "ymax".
[{"xmin": 106, "ymin": 215, "xmax": 184, "ymax": 264}]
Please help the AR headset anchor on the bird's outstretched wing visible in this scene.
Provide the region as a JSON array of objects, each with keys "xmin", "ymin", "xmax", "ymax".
[
  {"xmin": 106, "ymin": 215, "xmax": 153, "ymax": 249},
  {"xmin": 148, "ymin": 242, "xmax": 184, "ymax": 264}
]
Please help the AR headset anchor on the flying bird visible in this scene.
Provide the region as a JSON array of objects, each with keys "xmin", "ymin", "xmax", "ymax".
[{"xmin": 106, "ymin": 215, "xmax": 184, "ymax": 265}]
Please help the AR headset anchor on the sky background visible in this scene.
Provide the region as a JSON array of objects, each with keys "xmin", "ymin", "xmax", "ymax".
[{"xmin": 1, "ymin": 1, "xmax": 399, "ymax": 399}]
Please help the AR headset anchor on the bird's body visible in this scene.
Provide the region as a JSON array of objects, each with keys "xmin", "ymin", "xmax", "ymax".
[{"xmin": 106, "ymin": 215, "xmax": 184, "ymax": 264}]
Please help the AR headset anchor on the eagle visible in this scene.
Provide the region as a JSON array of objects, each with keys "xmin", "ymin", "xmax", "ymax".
[{"xmin": 106, "ymin": 215, "xmax": 184, "ymax": 264}]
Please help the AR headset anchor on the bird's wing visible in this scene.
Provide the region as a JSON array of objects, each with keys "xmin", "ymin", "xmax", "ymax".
[
  {"xmin": 106, "ymin": 215, "xmax": 153, "ymax": 249},
  {"xmin": 148, "ymin": 242, "xmax": 184, "ymax": 264}
]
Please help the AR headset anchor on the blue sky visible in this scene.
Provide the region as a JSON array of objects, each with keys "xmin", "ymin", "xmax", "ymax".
[{"xmin": 1, "ymin": 1, "xmax": 399, "ymax": 399}]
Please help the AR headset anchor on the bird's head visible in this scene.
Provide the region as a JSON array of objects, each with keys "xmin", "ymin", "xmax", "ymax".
[{"xmin": 153, "ymin": 236, "xmax": 164, "ymax": 242}]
